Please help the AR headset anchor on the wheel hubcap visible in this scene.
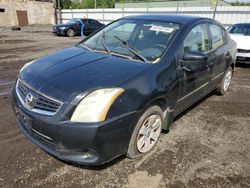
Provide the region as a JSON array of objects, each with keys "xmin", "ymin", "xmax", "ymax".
[
  {"xmin": 223, "ymin": 70, "xmax": 232, "ymax": 92},
  {"xmin": 136, "ymin": 115, "xmax": 162, "ymax": 153},
  {"xmin": 68, "ymin": 30, "xmax": 74, "ymax": 36}
]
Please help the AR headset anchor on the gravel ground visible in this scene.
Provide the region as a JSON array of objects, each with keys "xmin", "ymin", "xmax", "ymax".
[{"xmin": 0, "ymin": 25, "xmax": 250, "ymax": 188}]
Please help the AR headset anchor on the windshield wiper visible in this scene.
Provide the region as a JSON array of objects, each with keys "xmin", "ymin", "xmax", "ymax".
[
  {"xmin": 79, "ymin": 43, "xmax": 92, "ymax": 51},
  {"xmin": 113, "ymin": 35, "xmax": 148, "ymax": 63},
  {"xmin": 101, "ymin": 31, "xmax": 111, "ymax": 54}
]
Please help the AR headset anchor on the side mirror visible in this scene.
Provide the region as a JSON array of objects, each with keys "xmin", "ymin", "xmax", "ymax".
[
  {"xmin": 183, "ymin": 51, "xmax": 208, "ymax": 62},
  {"xmin": 179, "ymin": 51, "xmax": 208, "ymax": 72}
]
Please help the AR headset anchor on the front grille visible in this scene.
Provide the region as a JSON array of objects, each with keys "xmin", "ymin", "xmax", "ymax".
[
  {"xmin": 237, "ymin": 49, "xmax": 250, "ymax": 53},
  {"xmin": 16, "ymin": 79, "xmax": 62, "ymax": 115},
  {"xmin": 237, "ymin": 56, "xmax": 250, "ymax": 62}
]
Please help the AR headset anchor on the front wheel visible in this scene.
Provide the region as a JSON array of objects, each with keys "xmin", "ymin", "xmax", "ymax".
[
  {"xmin": 127, "ymin": 106, "xmax": 163, "ymax": 159},
  {"xmin": 217, "ymin": 67, "xmax": 233, "ymax": 95},
  {"xmin": 66, "ymin": 29, "xmax": 75, "ymax": 37}
]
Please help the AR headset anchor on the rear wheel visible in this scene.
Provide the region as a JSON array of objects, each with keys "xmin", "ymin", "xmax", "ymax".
[
  {"xmin": 66, "ymin": 29, "xmax": 75, "ymax": 37},
  {"xmin": 217, "ymin": 67, "xmax": 233, "ymax": 95},
  {"xmin": 11, "ymin": 26, "xmax": 21, "ymax": 31},
  {"xmin": 127, "ymin": 106, "xmax": 163, "ymax": 159}
]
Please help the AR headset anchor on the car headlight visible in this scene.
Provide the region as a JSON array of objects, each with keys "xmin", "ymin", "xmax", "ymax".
[
  {"xmin": 20, "ymin": 60, "xmax": 35, "ymax": 73},
  {"xmin": 59, "ymin": 27, "xmax": 66, "ymax": 30},
  {"xmin": 70, "ymin": 88, "xmax": 125, "ymax": 123}
]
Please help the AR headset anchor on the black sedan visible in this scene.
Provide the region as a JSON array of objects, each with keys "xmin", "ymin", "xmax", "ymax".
[
  {"xmin": 53, "ymin": 18, "xmax": 104, "ymax": 37},
  {"xmin": 12, "ymin": 15, "xmax": 236, "ymax": 165}
]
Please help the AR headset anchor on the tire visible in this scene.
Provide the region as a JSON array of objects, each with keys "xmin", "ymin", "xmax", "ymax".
[
  {"xmin": 66, "ymin": 28, "xmax": 75, "ymax": 37},
  {"xmin": 216, "ymin": 67, "xmax": 233, "ymax": 95},
  {"xmin": 11, "ymin": 26, "xmax": 21, "ymax": 31},
  {"xmin": 127, "ymin": 105, "xmax": 163, "ymax": 159}
]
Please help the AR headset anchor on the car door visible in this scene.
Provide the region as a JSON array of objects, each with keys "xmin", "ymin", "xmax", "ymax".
[
  {"xmin": 208, "ymin": 23, "xmax": 232, "ymax": 89},
  {"xmin": 82, "ymin": 19, "xmax": 90, "ymax": 35},
  {"xmin": 74, "ymin": 20, "xmax": 82, "ymax": 35},
  {"xmin": 84, "ymin": 19, "xmax": 96, "ymax": 35},
  {"xmin": 92, "ymin": 20, "xmax": 100, "ymax": 30},
  {"xmin": 176, "ymin": 23, "xmax": 213, "ymax": 113},
  {"xmin": 96, "ymin": 20, "xmax": 104, "ymax": 29}
]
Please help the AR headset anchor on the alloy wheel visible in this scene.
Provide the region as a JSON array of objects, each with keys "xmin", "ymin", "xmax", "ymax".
[
  {"xmin": 136, "ymin": 114, "xmax": 162, "ymax": 153},
  {"xmin": 223, "ymin": 70, "xmax": 232, "ymax": 92}
]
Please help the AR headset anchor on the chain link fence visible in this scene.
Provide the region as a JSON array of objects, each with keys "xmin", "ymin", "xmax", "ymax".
[{"xmin": 57, "ymin": 0, "xmax": 250, "ymax": 27}]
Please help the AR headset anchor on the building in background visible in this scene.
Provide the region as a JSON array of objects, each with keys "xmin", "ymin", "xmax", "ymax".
[
  {"xmin": 0, "ymin": 0, "xmax": 55, "ymax": 27},
  {"xmin": 115, "ymin": 0, "xmax": 231, "ymax": 8}
]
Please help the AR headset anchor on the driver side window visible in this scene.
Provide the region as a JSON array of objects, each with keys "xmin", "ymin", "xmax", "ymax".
[{"xmin": 184, "ymin": 24, "xmax": 210, "ymax": 53}]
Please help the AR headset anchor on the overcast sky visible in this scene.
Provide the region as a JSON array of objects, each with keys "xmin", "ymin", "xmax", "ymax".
[{"xmin": 225, "ymin": 0, "xmax": 250, "ymax": 2}]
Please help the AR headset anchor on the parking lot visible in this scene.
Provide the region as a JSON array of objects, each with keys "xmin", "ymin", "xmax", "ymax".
[{"xmin": 0, "ymin": 25, "xmax": 250, "ymax": 188}]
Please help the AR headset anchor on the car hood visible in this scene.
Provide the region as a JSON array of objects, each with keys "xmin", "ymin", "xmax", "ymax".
[
  {"xmin": 230, "ymin": 34, "xmax": 250, "ymax": 50},
  {"xmin": 20, "ymin": 46, "xmax": 152, "ymax": 102}
]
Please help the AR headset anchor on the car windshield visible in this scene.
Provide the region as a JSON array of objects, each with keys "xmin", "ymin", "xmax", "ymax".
[
  {"xmin": 228, "ymin": 24, "xmax": 250, "ymax": 36},
  {"xmin": 81, "ymin": 19, "xmax": 180, "ymax": 63}
]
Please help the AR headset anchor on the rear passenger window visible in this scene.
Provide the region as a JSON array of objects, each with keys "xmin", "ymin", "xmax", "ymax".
[
  {"xmin": 184, "ymin": 24, "xmax": 210, "ymax": 53},
  {"xmin": 209, "ymin": 24, "xmax": 224, "ymax": 49},
  {"xmin": 89, "ymin": 19, "xmax": 96, "ymax": 24}
]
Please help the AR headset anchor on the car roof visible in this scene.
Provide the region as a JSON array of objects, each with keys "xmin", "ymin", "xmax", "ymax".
[
  {"xmin": 71, "ymin": 18, "xmax": 96, "ymax": 21},
  {"xmin": 232, "ymin": 23, "xmax": 250, "ymax": 26},
  {"xmin": 122, "ymin": 14, "xmax": 211, "ymax": 24}
]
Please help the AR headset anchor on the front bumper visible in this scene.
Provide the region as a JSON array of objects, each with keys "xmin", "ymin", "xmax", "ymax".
[
  {"xmin": 53, "ymin": 28, "xmax": 67, "ymax": 35},
  {"xmin": 236, "ymin": 52, "xmax": 250, "ymax": 64},
  {"xmin": 12, "ymin": 89, "xmax": 139, "ymax": 165}
]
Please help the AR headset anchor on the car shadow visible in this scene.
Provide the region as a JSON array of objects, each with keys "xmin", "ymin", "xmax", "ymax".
[
  {"xmin": 52, "ymin": 34, "xmax": 85, "ymax": 39},
  {"xmin": 236, "ymin": 62, "xmax": 250, "ymax": 68},
  {"xmin": 173, "ymin": 91, "xmax": 214, "ymax": 123},
  {"xmin": 56, "ymin": 155, "xmax": 126, "ymax": 170}
]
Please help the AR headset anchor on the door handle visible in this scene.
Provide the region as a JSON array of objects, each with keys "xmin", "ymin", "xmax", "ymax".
[
  {"xmin": 182, "ymin": 66, "xmax": 192, "ymax": 72},
  {"xmin": 206, "ymin": 61, "xmax": 214, "ymax": 67},
  {"xmin": 178, "ymin": 60, "xmax": 191, "ymax": 72},
  {"xmin": 226, "ymin": 51, "xmax": 232, "ymax": 59}
]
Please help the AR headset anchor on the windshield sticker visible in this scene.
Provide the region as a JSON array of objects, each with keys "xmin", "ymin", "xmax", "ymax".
[{"xmin": 150, "ymin": 25, "xmax": 175, "ymax": 33}]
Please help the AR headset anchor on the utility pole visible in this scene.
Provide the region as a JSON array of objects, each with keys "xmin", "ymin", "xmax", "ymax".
[
  {"xmin": 95, "ymin": 0, "xmax": 97, "ymax": 9},
  {"xmin": 176, "ymin": 0, "xmax": 180, "ymax": 14},
  {"xmin": 57, "ymin": 0, "xmax": 62, "ymax": 24},
  {"xmin": 52, "ymin": 0, "xmax": 57, "ymax": 24},
  {"xmin": 213, "ymin": 0, "xmax": 219, "ymax": 20}
]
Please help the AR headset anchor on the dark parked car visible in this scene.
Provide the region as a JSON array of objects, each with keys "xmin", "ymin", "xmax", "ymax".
[
  {"xmin": 12, "ymin": 15, "xmax": 236, "ymax": 165},
  {"xmin": 53, "ymin": 18, "xmax": 104, "ymax": 37}
]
